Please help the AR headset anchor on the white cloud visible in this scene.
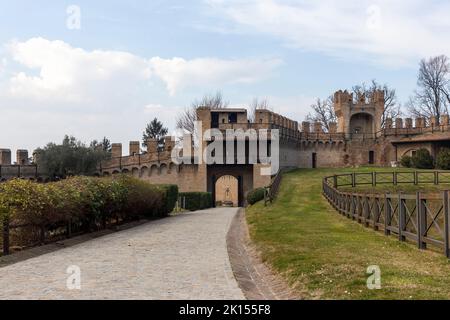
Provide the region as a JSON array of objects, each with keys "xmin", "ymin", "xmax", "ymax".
[
  {"xmin": 150, "ymin": 56, "xmax": 282, "ymax": 95},
  {"xmin": 6, "ymin": 37, "xmax": 152, "ymax": 105},
  {"xmin": 0, "ymin": 37, "xmax": 282, "ymax": 152},
  {"xmin": 205, "ymin": 0, "xmax": 450, "ymax": 66}
]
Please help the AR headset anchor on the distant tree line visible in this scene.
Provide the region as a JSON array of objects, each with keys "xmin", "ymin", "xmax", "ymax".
[{"xmin": 34, "ymin": 135, "xmax": 112, "ymax": 179}]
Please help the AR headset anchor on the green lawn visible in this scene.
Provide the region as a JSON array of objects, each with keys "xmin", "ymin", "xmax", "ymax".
[{"xmin": 246, "ymin": 167, "xmax": 450, "ymax": 300}]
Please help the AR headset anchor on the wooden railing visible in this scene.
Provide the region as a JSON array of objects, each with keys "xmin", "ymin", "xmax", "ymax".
[
  {"xmin": 323, "ymin": 171, "xmax": 450, "ymax": 258},
  {"xmin": 264, "ymin": 170, "xmax": 283, "ymax": 206},
  {"xmin": 1, "ymin": 215, "xmax": 131, "ymax": 256}
]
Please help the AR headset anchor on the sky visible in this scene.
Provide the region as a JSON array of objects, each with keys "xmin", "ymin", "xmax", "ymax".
[{"xmin": 1, "ymin": 0, "xmax": 450, "ymax": 160}]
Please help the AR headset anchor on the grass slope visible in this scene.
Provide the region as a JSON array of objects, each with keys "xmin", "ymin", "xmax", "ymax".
[{"xmin": 246, "ymin": 168, "xmax": 450, "ymax": 300}]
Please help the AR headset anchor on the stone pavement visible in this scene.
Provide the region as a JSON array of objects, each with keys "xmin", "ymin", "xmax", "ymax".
[{"xmin": 0, "ymin": 208, "xmax": 245, "ymax": 300}]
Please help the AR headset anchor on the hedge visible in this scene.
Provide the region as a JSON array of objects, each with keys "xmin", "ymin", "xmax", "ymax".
[
  {"xmin": 437, "ymin": 148, "xmax": 450, "ymax": 170},
  {"xmin": 0, "ymin": 176, "xmax": 178, "ymax": 235},
  {"xmin": 158, "ymin": 184, "xmax": 179, "ymax": 215},
  {"xmin": 247, "ymin": 188, "xmax": 266, "ymax": 205},
  {"xmin": 400, "ymin": 155, "xmax": 413, "ymax": 168},
  {"xmin": 412, "ymin": 148, "xmax": 434, "ymax": 169},
  {"xmin": 179, "ymin": 192, "xmax": 213, "ymax": 211}
]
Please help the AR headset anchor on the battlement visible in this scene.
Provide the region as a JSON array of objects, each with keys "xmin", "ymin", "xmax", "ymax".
[
  {"xmin": 384, "ymin": 115, "xmax": 450, "ymax": 129},
  {"xmin": 0, "ymin": 148, "xmax": 31, "ymax": 165}
]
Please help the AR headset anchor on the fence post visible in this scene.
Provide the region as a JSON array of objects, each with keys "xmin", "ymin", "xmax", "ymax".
[
  {"xmin": 435, "ymin": 171, "xmax": 439, "ymax": 185},
  {"xmin": 394, "ymin": 172, "xmax": 398, "ymax": 186},
  {"xmin": 351, "ymin": 195, "xmax": 357, "ymax": 220},
  {"xmin": 264, "ymin": 187, "xmax": 267, "ymax": 207},
  {"xmin": 40, "ymin": 225, "xmax": 46, "ymax": 245},
  {"xmin": 333, "ymin": 175, "xmax": 338, "ymax": 189},
  {"xmin": 418, "ymin": 193, "xmax": 427, "ymax": 250},
  {"xmin": 373, "ymin": 196, "xmax": 380, "ymax": 231},
  {"xmin": 363, "ymin": 196, "xmax": 370, "ymax": 227},
  {"xmin": 398, "ymin": 194, "xmax": 406, "ymax": 242},
  {"xmin": 66, "ymin": 219, "xmax": 72, "ymax": 239},
  {"xmin": 385, "ymin": 195, "xmax": 391, "ymax": 236},
  {"xmin": 372, "ymin": 172, "xmax": 376, "ymax": 187},
  {"xmin": 2, "ymin": 218, "xmax": 10, "ymax": 256},
  {"xmin": 414, "ymin": 171, "xmax": 418, "ymax": 185},
  {"xmin": 444, "ymin": 191, "xmax": 450, "ymax": 257},
  {"xmin": 352, "ymin": 173, "xmax": 356, "ymax": 188}
]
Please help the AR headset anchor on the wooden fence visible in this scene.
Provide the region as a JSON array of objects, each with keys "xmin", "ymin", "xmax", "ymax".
[
  {"xmin": 264, "ymin": 170, "xmax": 283, "ymax": 206},
  {"xmin": 323, "ymin": 171, "xmax": 450, "ymax": 258},
  {"xmin": 1, "ymin": 215, "xmax": 129, "ymax": 256}
]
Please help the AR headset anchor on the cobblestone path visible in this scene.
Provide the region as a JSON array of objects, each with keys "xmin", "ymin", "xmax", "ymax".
[{"xmin": 0, "ymin": 208, "xmax": 245, "ymax": 300}]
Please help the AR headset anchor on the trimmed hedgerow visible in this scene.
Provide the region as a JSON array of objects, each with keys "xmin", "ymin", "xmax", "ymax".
[
  {"xmin": 247, "ymin": 188, "xmax": 266, "ymax": 205},
  {"xmin": 179, "ymin": 192, "xmax": 213, "ymax": 211},
  {"xmin": 158, "ymin": 184, "xmax": 179, "ymax": 216},
  {"xmin": 0, "ymin": 176, "xmax": 177, "ymax": 229}
]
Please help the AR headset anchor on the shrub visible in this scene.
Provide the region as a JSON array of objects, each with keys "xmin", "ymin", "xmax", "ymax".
[
  {"xmin": 412, "ymin": 148, "xmax": 434, "ymax": 169},
  {"xmin": 400, "ymin": 155, "xmax": 413, "ymax": 168},
  {"xmin": 0, "ymin": 176, "xmax": 173, "ymax": 235},
  {"xmin": 116, "ymin": 175, "xmax": 164, "ymax": 219},
  {"xmin": 158, "ymin": 184, "xmax": 179, "ymax": 216},
  {"xmin": 180, "ymin": 192, "xmax": 212, "ymax": 211},
  {"xmin": 437, "ymin": 148, "xmax": 450, "ymax": 170},
  {"xmin": 247, "ymin": 188, "xmax": 266, "ymax": 205}
]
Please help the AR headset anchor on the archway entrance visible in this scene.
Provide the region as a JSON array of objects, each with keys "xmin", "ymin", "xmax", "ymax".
[
  {"xmin": 215, "ymin": 175, "xmax": 239, "ymax": 207},
  {"xmin": 207, "ymin": 164, "xmax": 252, "ymax": 207}
]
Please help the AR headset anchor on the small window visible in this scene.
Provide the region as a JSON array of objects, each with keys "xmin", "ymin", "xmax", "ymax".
[
  {"xmin": 228, "ymin": 113, "xmax": 237, "ymax": 123},
  {"xmin": 412, "ymin": 150, "xmax": 417, "ymax": 157}
]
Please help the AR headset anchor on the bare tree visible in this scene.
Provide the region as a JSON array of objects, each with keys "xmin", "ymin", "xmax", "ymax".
[
  {"xmin": 407, "ymin": 55, "xmax": 450, "ymax": 121},
  {"xmin": 353, "ymin": 80, "xmax": 401, "ymax": 128},
  {"xmin": 176, "ymin": 92, "xmax": 229, "ymax": 134},
  {"xmin": 306, "ymin": 96, "xmax": 336, "ymax": 132},
  {"xmin": 248, "ymin": 97, "xmax": 271, "ymax": 122}
]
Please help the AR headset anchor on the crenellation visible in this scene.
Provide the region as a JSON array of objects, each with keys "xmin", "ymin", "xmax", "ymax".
[
  {"xmin": 302, "ymin": 121, "xmax": 311, "ymax": 134},
  {"xmin": 314, "ymin": 121, "xmax": 323, "ymax": 133},
  {"xmin": 395, "ymin": 118, "xmax": 403, "ymax": 129},
  {"xmin": 405, "ymin": 118, "xmax": 413, "ymax": 129},
  {"xmin": 129, "ymin": 141, "xmax": 140, "ymax": 156},
  {"xmin": 164, "ymin": 136, "xmax": 175, "ymax": 152},
  {"xmin": 0, "ymin": 149, "xmax": 12, "ymax": 165},
  {"xmin": 329, "ymin": 122, "xmax": 337, "ymax": 133},
  {"xmin": 431, "ymin": 116, "xmax": 439, "ymax": 127},
  {"xmin": 385, "ymin": 118, "xmax": 393, "ymax": 129},
  {"xmin": 111, "ymin": 143, "xmax": 122, "ymax": 158},
  {"xmin": 415, "ymin": 117, "xmax": 425, "ymax": 128}
]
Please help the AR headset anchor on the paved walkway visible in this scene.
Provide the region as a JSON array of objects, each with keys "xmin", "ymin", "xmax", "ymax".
[{"xmin": 0, "ymin": 208, "xmax": 245, "ymax": 300}]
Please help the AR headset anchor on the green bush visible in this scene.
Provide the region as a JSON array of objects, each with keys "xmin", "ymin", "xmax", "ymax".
[
  {"xmin": 158, "ymin": 184, "xmax": 179, "ymax": 216},
  {"xmin": 400, "ymin": 155, "xmax": 413, "ymax": 168},
  {"xmin": 437, "ymin": 148, "xmax": 450, "ymax": 170},
  {"xmin": 0, "ymin": 176, "xmax": 173, "ymax": 232},
  {"xmin": 247, "ymin": 188, "xmax": 266, "ymax": 205},
  {"xmin": 180, "ymin": 192, "xmax": 212, "ymax": 211},
  {"xmin": 412, "ymin": 148, "xmax": 434, "ymax": 169}
]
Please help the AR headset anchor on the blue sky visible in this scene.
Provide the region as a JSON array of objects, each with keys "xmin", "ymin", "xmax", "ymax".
[{"xmin": 0, "ymin": 0, "xmax": 449, "ymax": 158}]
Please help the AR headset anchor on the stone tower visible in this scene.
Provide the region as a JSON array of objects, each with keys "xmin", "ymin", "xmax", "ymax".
[{"xmin": 334, "ymin": 90, "xmax": 384, "ymax": 135}]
